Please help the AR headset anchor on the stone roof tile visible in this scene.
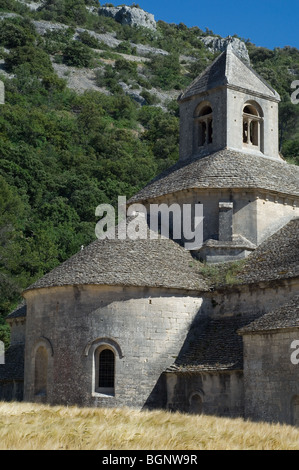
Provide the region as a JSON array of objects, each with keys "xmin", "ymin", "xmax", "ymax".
[
  {"xmin": 179, "ymin": 46, "xmax": 280, "ymax": 102},
  {"xmin": 239, "ymin": 295, "xmax": 299, "ymax": 334},
  {"xmin": 166, "ymin": 314, "xmax": 261, "ymax": 372},
  {"xmin": 237, "ymin": 218, "xmax": 299, "ymax": 285},
  {"xmin": 25, "ymin": 228, "xmax": 209, "ymax": 292},
  {"xmin": 129, "ymin": 150, "xmax": 299, "ymax": 203},
  {"xmin": 6, "ymin": 302, "xmax": 27, "ymax": 320}
]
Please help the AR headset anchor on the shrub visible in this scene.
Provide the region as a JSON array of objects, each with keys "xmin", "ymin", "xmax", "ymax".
[
  {"xmin": 39, "ymin": 0, "xmax": 88, "ymax": 26},
  {"xmin": 95, "ymin": 66, "xmax": 124, "ymax": 93},
  {"xmin": 63, "ymin": 41, "xmax": 93, "ymax": 67},
  {"xmin": 115, "ymin": 58, "xmax": 137, "ymax": 75},
  {"xmin": 44, "ymin": 28, "xmax": 75, "ymax": 44},
  {"xmin": 5, "ymin": 46, "xmax": 54, "ymax": 77},
  {"xmin": 42, "ymin": 75, "xmax": 67, "ymax": 93},
  {"xmin": 0, "ymin": 0, "xmax": 29, "ymax": 13},
  {"xmin": 115, "ymin": 41, "xmax": 136, "ymax": 55},
  {"xmin": 137, "ymin": 75, "xmax": 151, "ymax": 89},
  {"xmin": 166, "ymin": 99, "xmax": 179, "ymax": 117},
  {"xmin": 79, "ymin": 31, "xmax": 101, "ymax": 49},
  {"xmin": 140, "ymin": 89, "xmax": 160, "ymax": 105},
  {"xmin": 0, "ymin": 20, "xmax": 36, "ymax": 48}
]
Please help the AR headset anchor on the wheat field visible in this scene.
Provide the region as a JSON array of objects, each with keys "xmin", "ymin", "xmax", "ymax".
[{"xmin": 0, "ymin": 402, "xmax": 299, "ymax": 450}]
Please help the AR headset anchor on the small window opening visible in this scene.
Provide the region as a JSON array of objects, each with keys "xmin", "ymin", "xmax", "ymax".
[
  {"xmin": 199, "ymin": 121, "xmax": 207, "ymax": 147},
  {"xmin": 250, "ymin": 120, "xmax": 259, "ymax": 146},
  {"xmin": 195, "ymin": 104, "xmax": 213, "ymax": 149},
  {"xmin": 243, "ymin": 103, "xmax": 262, "ymax": 149}
]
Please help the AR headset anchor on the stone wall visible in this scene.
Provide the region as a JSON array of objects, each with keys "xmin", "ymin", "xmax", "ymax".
[
  {"xmin": 255, "ymin": 194, "xmax": 299, "ymax": 244},
  {"xmin": 243, "ymin": 329, "xmax": 299, "ymax": 425},
  {"xmin": 23, "ymin": 285, "xmax": 204, "ymax": 408},
  {"xmin": 20, "ymin": 276, "xmax": 299, "ymax": 414},
  {"xmin": 166, "ymin": 371, "xmax": 244, "ymax": 417},
  {"xmin": 143, "ymin": 189, "xmax": 299, "ymax": 249},
  {"xmin": 210, "ymin": 280, "xmax": 298, "ymax": 318},
  {"xmin": 179, "ymin": 87, "xmax": 227, "ymax": 161},
  {"xmin": 227, "ymin": 87, "xmax": 280, "ymax": 160},
  {"xmin": 0, "ymin": 380, "xmax": 23, "ymax": 402},
  {"xmin": 165, "ymin": 282, "xmax": 299, "ymax": 418},
  {"xmin": 7, "ymin": 318, "xmax": 26, "ymax": 346}
]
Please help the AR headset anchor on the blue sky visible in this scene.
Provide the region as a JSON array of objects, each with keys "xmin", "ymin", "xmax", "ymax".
[{"xmin": 121, "ymin": 0, "xmax": 299, "ymax": 50}]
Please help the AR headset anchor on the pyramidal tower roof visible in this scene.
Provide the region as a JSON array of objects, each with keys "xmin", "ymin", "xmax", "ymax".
[{"xmin": 179, "ymin": 44, "xmax": 280, "ymax": 102}]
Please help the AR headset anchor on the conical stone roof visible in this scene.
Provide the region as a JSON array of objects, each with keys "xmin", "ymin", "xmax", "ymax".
[
  {"xmin": 25, "ymin": 225, "xmax": 208, "ymax": 292},
  {"xmin": 129, "ymin": 149, "xmax": 299, "ymax": 203}
]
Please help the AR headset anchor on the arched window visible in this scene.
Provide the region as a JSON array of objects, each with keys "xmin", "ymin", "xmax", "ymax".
[
  {"xmin": 189, "ymin": 393, "xmax": 203, "ymax": 415},
  {"xmin": 194, "ymin": 103, "xmax": 213, "ymax": 150},
  {"xmin": 34, "ymin": 346, "xmax": 48, "ymax": 397},
  {"xmin": 243, "ymin": 103, "xmax": 263, "ymax": 149},
  {"xmin": 95, "ymin": 347, "xmax": 115, "ymax": 396}
]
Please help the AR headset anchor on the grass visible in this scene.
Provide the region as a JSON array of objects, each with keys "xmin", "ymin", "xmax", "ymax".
[
  {"xmin": 198, "ymin": 259, "xmax": 247, "ymax": 287},
  {"xmin": 0, "ymin": 402, "xmax": 299, "ymax": 450}
]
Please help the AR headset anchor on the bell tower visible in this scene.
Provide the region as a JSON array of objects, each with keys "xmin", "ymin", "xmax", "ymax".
[
  {"xmin": 130, "ymin": 43, "xmax": 299, "ymax": 264},
  {"xmin": 178, "ymin": 44, "xmax": 281, "ymax": 162}
]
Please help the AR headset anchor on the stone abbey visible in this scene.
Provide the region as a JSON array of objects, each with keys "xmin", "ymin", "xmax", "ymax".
[{"xmin": 1, "ymin": 44, "xmax": 299, "ymax": 426}]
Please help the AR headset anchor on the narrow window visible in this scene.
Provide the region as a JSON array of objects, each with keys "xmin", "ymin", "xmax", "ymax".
[
  {"xmin": 96, "ymin": 348, "xmax": 115, "ymax": 396},
  {"xmin": 250, "ymin": 120, "xmax": 259, "ymax": 146},
  {"xmin": 34, "ymin": 346, "xmax": 48, "ymax": 397},
  {"xmin": 243, "ymin": 103, "xmax": 262, "ymax": 149},
  {"xmin": 195, "ymin": 104, "xmax": 213, "ymax": 150},
  {"xmin": 99, "ymin": 349, "xmax": 114, "ymax": 388}
]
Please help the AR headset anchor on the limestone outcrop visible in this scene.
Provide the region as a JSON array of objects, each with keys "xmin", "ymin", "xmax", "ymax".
[
  {"xmin": 200, "ymin": 36, "xmax": 250, "ymax": 64},
  {"xmin": 98, "ymin": 5, "xmax": 156, "ymax": 31}
]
